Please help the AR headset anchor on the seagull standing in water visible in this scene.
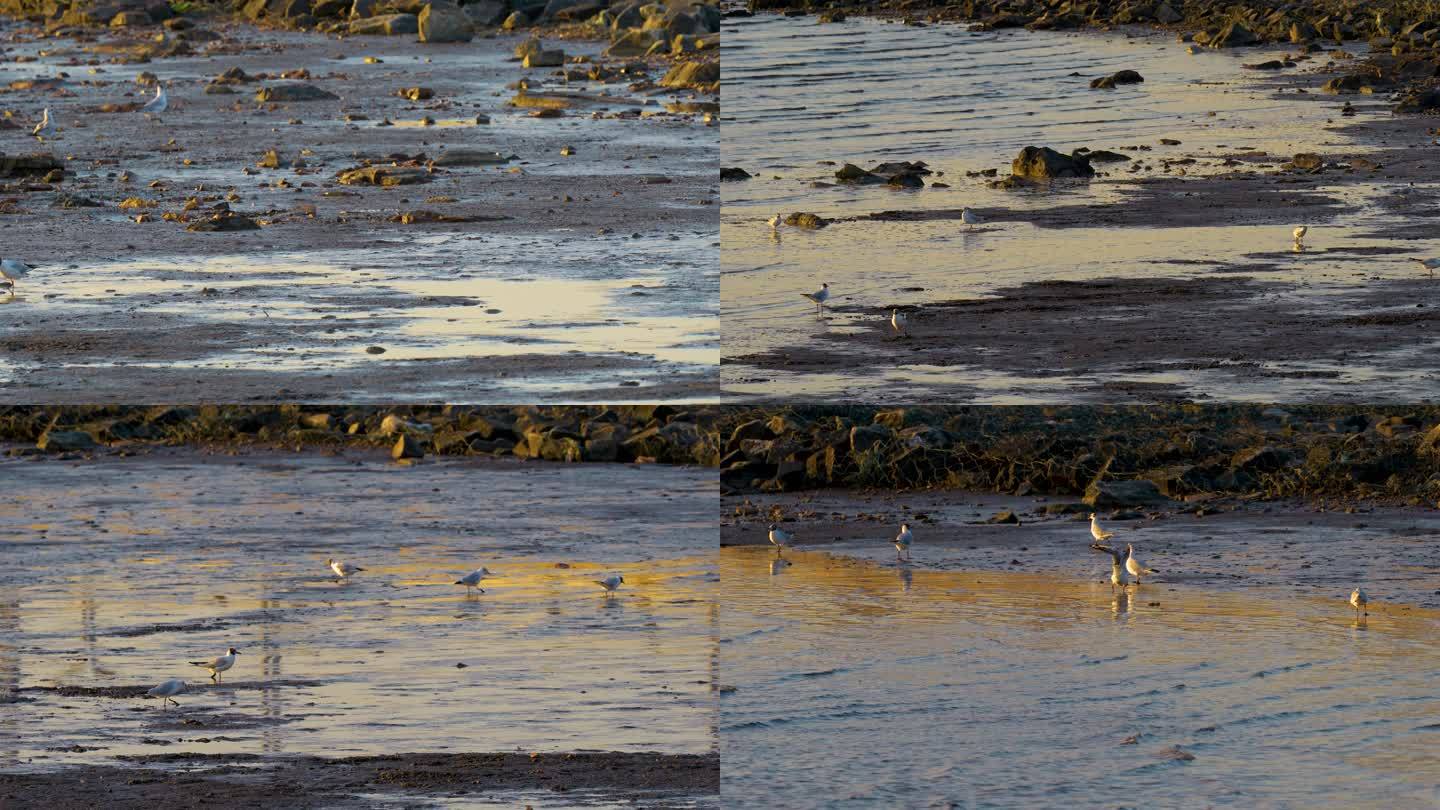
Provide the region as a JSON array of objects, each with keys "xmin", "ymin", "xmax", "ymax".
[
  {"xmin": 1, "ymin": 259, "xmax": 34, "ymax": 298},
  {"xmin": 890, "ymin": 309, "xmax": 908, "ymax": 335},
  {"xmin": 32, "ymin": 108, "xmax": 54, "ymax": 141},
  {"xmin": 1411, "ymin": 257, "xmax": 1440, "ymax": 277},
  {"xmin": 596, "ymin": 573, "xmax": 625, "ymax": 595},
  {"xmin": 1350, "ymin": 586, "xmax": 1368, "ymax": 618},
  {"xmin": 1292, "ymin": 225, "xmax": 1307, "ymax": 247},
  {"xmin": 1091, "ymin": 542, "xmax": 1128, "ymax": 591},
  {"xmin": 146, "ymin": 679, "xmax": 188, "ymax": 708},
  {"xmin": 329, "ymin": 558, "xmax": 364, "ymax": 580},
  {"xmin": 767, "ymin": 524, "xmax": 792, "ymax": 554},
  {"xmin": 455, "ymin": 567, "xmax": 495, "ymax": 594},
  {"xmin": 189, "ymin": 647, "xmax": 240, "ymax": 683},
  {"xmin": 768, "ymin": 213, "xmax": 782, "ymax": 230},
  {"xmin": 961, "ymin": 207, "xmax": 981, "ymax": 229},
  {"xmin": 802, "ymin": 283, "xmax": 830, "ymax": 317},
  {"xmin": 1089, "ymin": 513, "xmax": 1113, "ymax": 543},
  {"xmin": 1125, "ymin": 544, "xmax": 1156, "ymax": 585},
  {"xmin": 894, "ymin": 523, "xmax": 913, "ymax": 561},
  {"xmin": 140, "ymin": 84, "xmax": 167, "ymax": 116}
]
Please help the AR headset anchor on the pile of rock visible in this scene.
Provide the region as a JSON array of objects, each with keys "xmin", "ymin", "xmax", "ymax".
[
  {"xmin": 0, "ymin": 405, "xmax": 722, "ymax": 467},
  {"xmin": 718, "ymin": 404, "xmax": 1440, "ymax": 505}
]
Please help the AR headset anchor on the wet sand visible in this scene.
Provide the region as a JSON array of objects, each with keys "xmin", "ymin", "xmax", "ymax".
[
  {"xmin": 0, "ymin": 449, "xmax": 719, "ymax": 807},
  {"xmin": 0, "ymin": 752, "xmax": 719, "ymax": 808},
  {"xmin": 721, "ymin": 15, "xmax": 1440, "ymax": 401},
  {"xmin": 1, "ymin": 20, "xmax": 718, "ymax": 401}
]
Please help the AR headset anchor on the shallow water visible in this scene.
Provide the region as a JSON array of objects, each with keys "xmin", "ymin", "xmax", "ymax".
[
  {"xmin": 721, "ymin": 546, "xmax": 1440, "ymax": 808},
  {"xmin": 720, "ymin": 15, "xmax": 1440, "ymax": 400},
  {"xmin": 0, "ymin": 230, "xmax": 718, "ymax": 398},
  {"xmin": 0, "ymin": 453, "xmax": 717, "ymax": 772}
]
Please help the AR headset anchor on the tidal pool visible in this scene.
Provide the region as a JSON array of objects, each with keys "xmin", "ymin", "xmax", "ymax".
[{"xmin": 0, "ymin": 450, "xmax": 718, "ymax": 804}]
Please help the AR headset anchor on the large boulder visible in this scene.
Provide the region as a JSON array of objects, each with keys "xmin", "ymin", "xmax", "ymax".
[
  {"xmin": 418, "ymin": 2, "xmax": 474, "ymax": 41},
  {"xmin": 349, "ymin": 12, "xmax": 419, "ymax": 34},
  {"xmin": 1084, "ymin": 479, "xmax": 1171, "ymax": 508},
  {"xmin": 1207, "ymin": 21, "xmax": 1259, "ymax": 48},
  {"xmin": 1011, "ymin": 146, "xmax": 1094, "ymax": 179},
  {"xmin": 37, "ymin": 429, "xmax": 99, "ymax": 452}
]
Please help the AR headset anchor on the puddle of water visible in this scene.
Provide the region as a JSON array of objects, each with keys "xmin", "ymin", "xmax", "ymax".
[
  {"xmin": 0, "ymin": 454, "xmax": 718, "ymax": 770},
  {"xmin": 720, "ymin": 15, "xmax": 1440, "ymax": 399},
  {"xmin": 3, "ymin": 229, "xmax": 718, "ymax": 383},
  {"xmin": 721, "ymin": 546, "xmax": 1440, "ymax": 808}
]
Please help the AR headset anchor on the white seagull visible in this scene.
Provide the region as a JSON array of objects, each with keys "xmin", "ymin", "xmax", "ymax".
[
  {"xmin": 146, "ymin": 678, "xmax": 188, "ymax": 708},
  {"xmin": 329, "ymin": 558, "xmax": 365, "ymax": 579},
  {"xmin": 767, "ymin": 213, "xmax": 782, "ymax": 230},
  {"xmin": 455, "ymin": 567, "xmax": 495, "ymax": 593},
  {"xmin": 890, "ymin": 309, "xmax": 908, "ymax": 334},
  {"xmin": 961, "ymin": 207, "xmax": 981, "ymax": 229},
  {"xmin": 1350, "ymin": 586, "xmax": 1368, "ymax": 618},
  {"xmin": 1292, "ymin": 225, "xmax": 1307, "ymax": 244},
  {"xmin": 1, "ymin": 259, "xmax": 34, "ymax": 298},
  {"xmin": 802, "ymin": 283, "xmax": 830, "ymax": 317},
  {"xmin": 140, "ymin": 84, "xmax": 167, "ymax": 115},
  {"xmin": 1410, "ymin": 257, "xmax": 1440, "ymax": 277},
  {"xmin": 1124, "ymin": 544, "xmax": 1156, "ymax": 585},
  {"xmin": 1092, "ymin": 542, "xmax": 1127, "ymax": 591},
  {"xmin": 768, "ymin": 524, "xmax": 793, "ymax": 553},
  {"xmin": 596, "ymin": 573, "xmax": 625, "ymax": 594},
  {"xmin": 32, "ymin": 108, "xmax": 54, "ymax": 141},
  {"xmin": 1089, "ymin": 513, "xmax": 1113, "ymax": 543},
  {"xmin": 1110, "ymin": 558, "xmax": 1129, "ymax": 590},
  {"xmin": 189, "ymin": 647, "xmax": 240, "ymax": 683},
  {"xmin": 894, "ymin": 523, "xmax": 913, "ymax": 561}
]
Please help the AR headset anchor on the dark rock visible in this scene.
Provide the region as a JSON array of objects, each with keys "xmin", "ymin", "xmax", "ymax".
[
  {"xmin": 784, "ymin": 212, "xmax": 828, "ymax": 229},
  {"xmin": 255, "ymin": 83, "xmax": 339, "ymax": 102},
  {"xmin": 1011, "ymin": 146, "xmax": 1094, "ymax": 179},
  {"xmin": 1084, "ymin": 479, "xmax": 1170, "ymax": 508},
  {"xmin": 986, "ymin": 510, "xmax": 1020, "ymax": 524},
  {"xmin": 1290, "ymin": 152, "xmax": 1323, "ymax": 170},
  {"xmin": 1208, "ymin": 21, "xmax": 1259, "ymax": 48},
  {"xmin": 1089, "ymin": 69, "xmax": 1143, "ymax": 89},
  {"xmin": 38, "ymin": 430, "xmax": 99, "ymax": 452},
  {"xmin": 392, "ymin": 433, "xmax": 425, "ymax": 460},
  {"xmin": 1395, "ymin": 87, "xmax": 1440, "ymax": 113},
  {"xmin": 720, "ymin": 167, "xmax": 751, "ymax": 181}
]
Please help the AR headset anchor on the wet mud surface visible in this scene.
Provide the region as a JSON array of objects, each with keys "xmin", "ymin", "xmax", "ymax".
[
  {"xmin": 1, "ymin": 21, "xmax": 718, "ymax": 401},
  {"xmin": 0, "ymin": 751, "xmax": 719, "ymax": 808},
  {"xmin": 721, "ymin": 14, "xmax": 1440, "ymax": 402}
]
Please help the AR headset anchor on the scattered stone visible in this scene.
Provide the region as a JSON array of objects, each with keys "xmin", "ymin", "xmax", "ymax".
[
  {"xmin": 720, "ymin": 167, "xmax": 751, "ymax": 181},
  {"xmin": 255, "ymin": 84, "xmax": 339, "ymax": 102},
  {"xmin": 396, "ymin": 87, "xmax": 434, "ymax": 100}
]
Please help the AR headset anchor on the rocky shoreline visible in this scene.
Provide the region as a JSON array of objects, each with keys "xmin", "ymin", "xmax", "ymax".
[
  {"xmin": 0, "ymin": 404, "xmax": 723, "ymax": 464},
  {"xmin": 718, "ymin": 405, "xmax": 1440, "ymax": 507}
]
